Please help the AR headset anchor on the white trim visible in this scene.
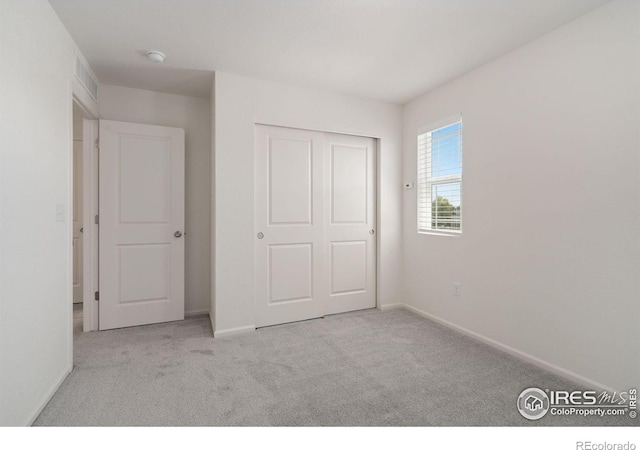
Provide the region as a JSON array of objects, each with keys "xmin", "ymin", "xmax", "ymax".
[
  {"xmin": 213, "ymin": 325, "xmax": 256, "ymax": 338},
  {"xmin": 400, "ymin": 304, "xmax": 618, "ymax": 393},
  {"xmin": 417, "ymin": 230, "xmax": 460, "ymax": 237},
  {"xmin": 26, "ymin": 365, "xmax": 72, "ymax": 426},
  {"xmin": 185, "ymin": 309, "xmax": 210, "ymax": 317},
  {"xmin": 375, "ymin": 138, "xmax": 382, "ymax": 312},
  {"xmin": 81, "ymin": 118, "xmax": 99, "ymax": 332},
  {"xmin": 377, "ymin": 303, "xmax": 405, "ymax": 311}
]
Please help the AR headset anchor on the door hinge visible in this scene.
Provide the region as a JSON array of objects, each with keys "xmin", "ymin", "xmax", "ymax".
[
  {"xmin": 94, "ymin": 291, "xmax": 99, "ymax": 301},
  {"xmin": 95, "ymin": 138, "xmax": 99, "ymax": 150},
  {"xmin": 94, "ymin": 214, "xmax": 99, "ymax": 225}
]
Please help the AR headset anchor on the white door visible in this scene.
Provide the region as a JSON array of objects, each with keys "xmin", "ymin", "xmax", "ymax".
[
  {"xmin": 254, "ymin": 126, "xmax": 327, "ymax": 327},
  {"xmin": 72, "ymin": 140, "xmax": 83, "ymax": 303},
  {"xmin": 324, "ymin": 132, "xmax": 376, "ymax": 315},
  {"xmin": 99, "ymin": 120, "xmax": 185, "ymax": 330},
  {"xmin": 255, "ymin": 125, "xmax": 376, "ymax": 328}
]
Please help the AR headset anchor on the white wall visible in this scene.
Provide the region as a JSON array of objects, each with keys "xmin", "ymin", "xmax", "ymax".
[
  {"xmin": 0, "ymin": 0, "xmax": 98, "ymax": 425},
  {"xmin": 99, "ymin": 85, "xmax": 212, "ymax": 316},
  {"xmin": 402, "ymin": 0, "xmax": 640, "ymax": 391},
  {"xmin": 212, "ymin": 72, "xmax": 403, "ymax": 334}
]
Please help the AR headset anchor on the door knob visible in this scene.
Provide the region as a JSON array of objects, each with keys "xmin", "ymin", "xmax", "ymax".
[
  {"xmin": 369, "ymin": 229, "xmax": 375, "ymax": 235},
  {"xmin": 257, "ymin": 232, "xmax": 264, "ymax": 239},
  {"xmin": 174, "ymin": 231, "xmax": 183, "ymax": 238}
]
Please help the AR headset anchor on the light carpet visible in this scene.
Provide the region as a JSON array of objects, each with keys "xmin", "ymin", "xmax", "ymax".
[{"xmin": 34, "ymin": 306, "xmax": 631, "ymax": 426}]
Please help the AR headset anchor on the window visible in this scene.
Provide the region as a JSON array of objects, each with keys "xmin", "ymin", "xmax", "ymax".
[{"xmin": 417, "ymin": 117, "xmax": 462, "ymax": 233}]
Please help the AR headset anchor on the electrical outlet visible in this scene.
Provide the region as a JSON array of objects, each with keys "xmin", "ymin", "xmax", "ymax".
[{"xmin": 452, "ymin": 282, "xmax": 461, "ymax": 297}]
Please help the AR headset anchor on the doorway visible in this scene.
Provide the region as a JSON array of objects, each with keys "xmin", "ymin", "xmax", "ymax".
[
  {"xmin": 72, "ymin": 104, "xmax": 84, "ymax": 306},
  {"xmin": 71, "ymin": 99, "xmax": 97, "ymax": 337},
  {"xmin": 254, "ymin": 125, "xmax": 377, "ymax": 328},
  {"xmin": 72, "ymin": 104, "xmax": 84, "ymax": 336}
]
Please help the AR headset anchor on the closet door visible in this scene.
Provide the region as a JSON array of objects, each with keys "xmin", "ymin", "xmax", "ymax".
[
  {"xmin": 254, "ymin": 125, "xmax": 376, "ymax": 328},
  {"xmin": 254, "ymin": 125, "xmax": 326, "ymax": 327},
  {"xmin": 324, "ymin": 133, "xmax": 376, "ymax": 315}
]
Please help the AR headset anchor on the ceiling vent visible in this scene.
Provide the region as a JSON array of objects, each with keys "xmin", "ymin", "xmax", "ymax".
[{"xmin": 75, "ymin": 56, "xmax": 98, "ymax": 102}]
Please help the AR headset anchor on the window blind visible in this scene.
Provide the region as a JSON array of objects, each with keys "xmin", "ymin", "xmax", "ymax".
[{"xmin": 417, "ymin": 118, "xmax": 462, "ymax": 233}]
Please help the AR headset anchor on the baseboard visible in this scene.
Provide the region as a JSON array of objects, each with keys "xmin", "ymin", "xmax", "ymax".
[
  {"xmin": 26, "ymin": 364, "xmax": 72, "ymax": 426},
  {"xmin": 185, "ymin": 309, "xmax": 209, "ymax": 317},
  {"xmin": 213, "ymin": 324, "xmax": 255, "ymax": 338},
  {"xmin": 401, "ymin": 303, "xmax": 617, "ymax": 393},
  {"xmin": 378, "ymin": 303, "xmax": 405, "ymax": 311}
]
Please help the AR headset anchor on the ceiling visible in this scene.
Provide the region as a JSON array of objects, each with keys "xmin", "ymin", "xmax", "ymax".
[{"xmin": 50, "ymin": 0, "xmax": 609, "ymax": 103}]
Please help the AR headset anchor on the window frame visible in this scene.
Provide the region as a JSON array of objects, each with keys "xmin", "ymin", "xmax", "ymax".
[{"xmin": 417, "ymin": 115, "xmax": 463, "ymax": 235}]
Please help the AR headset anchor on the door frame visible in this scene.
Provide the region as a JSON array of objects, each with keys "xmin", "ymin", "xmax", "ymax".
[
  {"xmin": 253, "ymin": 123, "xmax": 379, "ymax": 327},
  {"xmin": 81, "ymin": 117, "xmax": 99, "ymax": 331},
  {"xmin": 69, "ymin": 86, "xmax": 99, "ymax": 337}
]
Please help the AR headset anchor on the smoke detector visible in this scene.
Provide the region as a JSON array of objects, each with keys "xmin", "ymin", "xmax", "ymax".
[{"xmin": 145, "ymin": 50, "xmax": 165, "ymax": 63}]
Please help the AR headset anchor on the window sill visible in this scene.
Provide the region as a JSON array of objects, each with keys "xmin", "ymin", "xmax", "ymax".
[{"xmin": 417, "ymin": 230, "xmax": 461, "ymax": 237}]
